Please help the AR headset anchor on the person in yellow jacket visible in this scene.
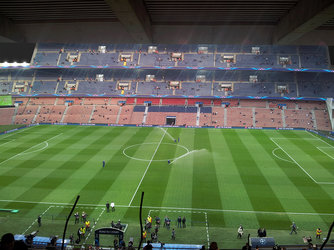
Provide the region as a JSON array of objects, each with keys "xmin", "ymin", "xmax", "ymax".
[
  {"xmin": 85, "ymin": 220, "xmax": 91, "ymax": 231},
  {"xmin": 147, "ymin": 216, "xmax": 152, "ymax": 224},
  {"xmin": 316, "ymin": 228, "xmax": 322, "ymax": 239},
  {"xmin": 142, "ymin": 231, "xmax": 147, "ymax": 240}
]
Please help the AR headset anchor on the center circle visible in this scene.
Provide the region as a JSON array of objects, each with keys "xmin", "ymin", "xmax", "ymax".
[{"xmin": 123, "ymin": 142, "xmax": 189, "ymax": 162}]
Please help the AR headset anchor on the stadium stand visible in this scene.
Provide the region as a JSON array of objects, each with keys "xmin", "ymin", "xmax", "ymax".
[
  {"xmin": 63, "ymin": 105, "xmax": 93, "ymax": 123},
  {"xmin": 0, "ymin": 108, "xmax": 15, "ymax": 125},
  {"xmin": 90, "ymin": 105, "xmax": 119, "ymax": 124},
  {"xmin": 0, "ymin": 44, "xmax": 332, "ymax": 132},
  {"xmin": 35, "ymin": 105, "xmax": 66, "ymax": 123},
  {"xmin": 0, "ymin": 97, "xmax": 330, "ymax": 130},
  {"xmin": 255, "ymin": 108, "xmax": 283, "ymax": 128},
  {"xmin": 32, "ymin": 43, "xmax": 330, "ymax": 70},
  {"xmin": 118, "ymin": 106, "xmax": 135, "ymax": 125},
  {"xmin": 226, "ymin": 108, "xmax": 254, "ymax": 127}
]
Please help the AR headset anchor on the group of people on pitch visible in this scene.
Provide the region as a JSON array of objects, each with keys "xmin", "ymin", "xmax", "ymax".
[
  {"xmin": 141, "ymin": 214, "xmax": 187, "ymax": 243},
  {"xmin": 73, "ymin": 211, "xmax": 90, "ymax": 244}
]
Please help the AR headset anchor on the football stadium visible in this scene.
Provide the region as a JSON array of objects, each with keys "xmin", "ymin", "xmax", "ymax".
[{"xmin": 0, "ymin": 1, "xmax": 334, "ymax": 249}]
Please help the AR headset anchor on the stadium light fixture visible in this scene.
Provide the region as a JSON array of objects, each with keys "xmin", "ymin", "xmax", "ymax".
[
  {"xmin": 2, "ymin": 61, "xmax": 9, "ymax": 67},
  {"xmin": 22, "ymin": 62, "xmax": 30, "ymax": 67}
]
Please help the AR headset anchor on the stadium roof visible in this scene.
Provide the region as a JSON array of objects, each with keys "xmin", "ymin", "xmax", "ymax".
[{"xmin": 0, "ymin": 0, "xmax": 333, "ymax": 44}]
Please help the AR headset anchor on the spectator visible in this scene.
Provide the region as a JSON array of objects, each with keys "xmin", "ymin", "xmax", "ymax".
[
  {"xmin": 0, "ymin": 233, "xmax": 14, "ymax": 250},
  {"xmin": 209, "ymin": 242, "xmax": 218, "ymax": 250}
]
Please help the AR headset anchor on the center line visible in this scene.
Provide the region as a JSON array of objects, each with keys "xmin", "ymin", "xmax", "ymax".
[{"xmin": 128, "ymin": 128, "xmax": 167, "ymax": 206}]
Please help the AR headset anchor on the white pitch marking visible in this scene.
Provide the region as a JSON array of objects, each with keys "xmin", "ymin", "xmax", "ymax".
[
  {"xmin": 22, "ymin": 205, "xmax": 53, "ymax": 234},
  {"xmin": 2, "ymin": 199, "xmax": 334, "ymax": 216},
  {"xmin": 271, "ymin": 137, "xmax": 334, "ymax": 184},
  {"xmin": 160, "ymin": 127, "xmax": 175, "ymax": 141},
  {"xmin": 0, "ymin": 133, "xmax": 62, "ymax": 166},
  {"xmin": 0, "ymin": 139, "xmax": 15, "ymax": 147},
  {"xmin": 149, "ymin": 208, "xmax": 209, "ymax": 247},
  {"xmin": 270, "ymin": 137, "xmax": 319, "ymax": 140},
  {"xmin": 270, "ymin": 138, "xmax": 318, "ymax": 184},
  {"xmin": 317, "ymin": 147, "xmax": 334, "ymax": 160},
  {"xmin": 123, "ymin": 142, "xmax": 189, "ymax": 162},
  {"xmin": 204, "ymin": 212, "xmax": 210, "ymax": 248},
  {"xmin": 307, "ymin": 130, "xmax": 334, "ymax": 149},
  {"xmin": 0, "ymin": 126, "xmax": 34, "ymax": 140},
  {"xmin": 83, "ymin": 208, "xmax": 105, "ymax": 244},
  {"xmin": 271, "ymin": 148, "xmax": 294, "ymax": 163},
  {"xmin": 18, "ymin": 141, "xmax": 48, "ymax": 156},
  {"xmin": 128, "ymin": 128, "xmax": 167, "ymax": 206}
]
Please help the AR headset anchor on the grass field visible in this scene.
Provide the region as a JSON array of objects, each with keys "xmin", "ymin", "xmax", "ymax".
[{"xmin": 0, "ymin": 125, "xmax": 334, "ymax": 249}]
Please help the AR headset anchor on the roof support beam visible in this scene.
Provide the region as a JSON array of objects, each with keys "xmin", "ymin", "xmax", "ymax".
[
  {"xmin": 105, "ymin": 0, "xmax": 152, "ymax": 43},
  {"xmin": 273, "ymin": 0, "xmax": 334, "ymax": 44},
  {"xmin": 0, "ymin": 14, "xmax": 25, "ymax": 42}
]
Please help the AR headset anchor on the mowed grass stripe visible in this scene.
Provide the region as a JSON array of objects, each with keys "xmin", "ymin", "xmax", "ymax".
[
  {"xmin": 0, "ymin": 126, "xmax": 99, "ymax": 198},
  {"xmin": 107, "ymin": 128, "xmax": 175, "ymax": 225},
  {"xmin": 0, "ymin": 126, "xmax": 81, "ymax": 190},
  {"xmin": 122, "ymin": 128, "xmax": 181, "ymax": 222},
  {"xmin": 284, "ymin": 133, "xmax": 334, "ymax": 179},
  {"xmin": 247, "ymin": 130, "xmax": 330, "ymax": 229},
  {"xmin": 41, "ymin": 127, "xmax": 145, "ymax": 203},
  {"xmin": 191, "ymin": 129, "xmax": 224, "ymax": 226},
  {"xmin": 2, "ymin": 126, "xmax": 117, "ymax": 213},
  {"xmin": 222, "ymin": 130, "xmax": 291, "ymax": 228},
  {"xmin": 50, "ymin": 127, "xmax": 153, "ymax": 220},
  {"xmin": 259, "ymin": 130, "xmax": 334, "ymax": 227},
  {"xmin": 122, "ymin": 128, "xmax": 181, "ymax": 212},
  {"xmin": 160, "ymin": 128, "xmax": 194, "ymax": 209},
  {"xmin": 134, "ymin": 128, "xmax": 183, "ymax": 207},
  {"xmin": 74, "ymin": 127, "xmax": 158, "ymax": 206},
  {"xmin": 0, "ymin": 125, "xmax": 70, "ymax": 162},
  {"xmin": 209, "ymin": 130, "xmax": 259, "ymax": 228}
]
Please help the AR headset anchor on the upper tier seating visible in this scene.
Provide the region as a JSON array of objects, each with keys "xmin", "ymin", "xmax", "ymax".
[
  {"xmin": 4, "ymin": 69, "xmax": 334, "ymax": 98},
  {"xmin": 34, "ymin": 43, "xmax": 329, "ymax": 69}
]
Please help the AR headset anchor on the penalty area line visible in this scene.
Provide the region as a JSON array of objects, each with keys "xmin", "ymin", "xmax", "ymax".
[
  {"xmin": 0, "ymin": 133, "xmax": 62, "ymax": 166},
  {"xmin": 0, "ymin": 126, "xmax": 34, "ymax": 140},
  {"xmin": 83, "ymin": 207, "xmax": 105, "ymax": 244},
  {"xmin": 22, "ymin": 205, "xmax": 53, "ymax": 235},
  {"xmin": 2, "ymin": 199, "xmax": 334, "ymax": 216}
]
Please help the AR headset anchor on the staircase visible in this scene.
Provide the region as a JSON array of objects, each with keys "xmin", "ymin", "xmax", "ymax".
[
  {"xmin": 281, "ymin": 109, "xmax": 286, "ymax": 128},
  {"xmin": 32, "ymin": 105, "xmax": 41, "ymax": 124},
  {"xmin": 142, "ymin": 106, "xmax": 149, "ymax": 124},
  {"xmin": 325, "ymin": 98, "xmax": 334, "ymax": 131},
  {"xmin": 311, "ymin": 110, "xmax": 317, "ymax": 130},
  {"xmin": 28, "ymin": 72, "xmax": 36, "ymax": 94},
  {"xmin": 11, "ymin": 106, "xmax": 19, "ymax": 125},
  {"xmin": 116, "ymin": 106, "xmax": 122, "ymax": 124},
  {"xmin": 196, "ymin": 107, "xmax": 200, "ymax": 126},
  {"xmin": 224, "ymin": 108, "xmax": 227, "ymax": 126},
  {"xmin": 88, "ymin": 105, "xmax": 96, "ymax": 123},
  {"xmin": 60, "ymin": 106, "xmax": 69, "ymax": 123}
]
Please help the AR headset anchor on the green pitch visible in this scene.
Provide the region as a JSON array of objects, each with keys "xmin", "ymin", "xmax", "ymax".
[
  {"xmin": 0, "ymin": 125, "xmax": 334, "ymax": 249},
  {"xmin": 0, "ymin": 95, "xmax": 12, "ymax": 106}
]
